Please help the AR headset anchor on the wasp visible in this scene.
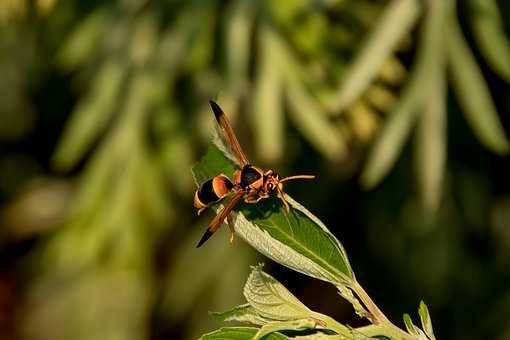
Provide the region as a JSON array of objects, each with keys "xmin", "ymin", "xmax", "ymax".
[{"xmin": 194, "ymin": 101, "xmax": 315, "ymax": 247}]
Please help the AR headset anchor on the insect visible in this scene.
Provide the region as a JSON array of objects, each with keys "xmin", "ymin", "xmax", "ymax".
[{"xmin": 194, "ymin": 100, "xmax": 315, "ymax": 247}]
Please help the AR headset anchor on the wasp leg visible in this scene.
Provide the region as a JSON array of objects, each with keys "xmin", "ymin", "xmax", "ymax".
[
  {"xmin": 197, "ymin": 207, "xmax": 207, "ymax": 215},
  {"xmin": 227, "ymin": 214, "xmax": 235, "ymax": 245},
  {"xmin": 245, "ymin": 196, "xmax": 262, "ymax": 204},
  {"xmin": 245, "ymin": 191, "xmax": 269, "ymax": 204},
  {"xmin": 243, "ymin": 188, "xmax": 260, "ymax": 204},
  {"xmin": 245, "ymin": 195, "xmax": 263, "ymax": 204}
]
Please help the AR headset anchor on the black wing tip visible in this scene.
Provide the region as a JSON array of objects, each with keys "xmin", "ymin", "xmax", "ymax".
[
  {"xmin": 209, "ymin": 100, "xmax": 223, "ymax": 120},
  {"xmin": 196, "ymin": 228, "xmax": 215, "ymax": 248}
]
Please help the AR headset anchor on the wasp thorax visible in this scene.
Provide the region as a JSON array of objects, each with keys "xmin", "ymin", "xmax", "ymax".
[{"xmin": 239, "ymin": 165, "xmax": 264, "ymax": 189}]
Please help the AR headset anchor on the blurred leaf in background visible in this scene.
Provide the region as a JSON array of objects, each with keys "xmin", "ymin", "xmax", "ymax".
[{"xmin": 337, "ymin": 0, "xmax": 510, "ymax": 211}]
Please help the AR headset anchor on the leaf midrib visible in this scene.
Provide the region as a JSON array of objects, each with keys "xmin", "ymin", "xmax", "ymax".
[{"xmin": 248, "ymin": 204, "xmax": 349, "ymax": 282}]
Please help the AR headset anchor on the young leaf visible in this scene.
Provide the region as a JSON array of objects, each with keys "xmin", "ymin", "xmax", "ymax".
[
  {"xmin": 336, "ymin": 285, "xmax": 370, "ymax": 320},
  {"xmin": 243, "ymin": 265, "xmax": 313, "ymax": 321},
  {"xmin": 192, "ymin": 144, "xmax": 354, "ymax": 286},
  {"xmin": 200, "ymin": 327, "xmax": 289, "ymax": 340},
  {"xmin": 253, "ymin": 319, "xmax": 320, "ymax": 340},
  {"xmin": 211, "ymin": 304, "xmax": 270, "ymax": 326},
  {"xmin": 243, "ymin": 266, "xmax": 351, "ymax": 337},
  {"xmin": 330, "ymin": 0, "xmax": 421, "ymax": 112},
  {"xmin": 403, "ymin": 313, "xmax": 418, "ymax": 336},
  {"xmin": 403, "ymin": 313, "xmax": 429, "ymax": 339},
  {"xmin": 447, "ymin": 12, "xmax": 509, "ymax": 155},
  {"xmin": 418, "ymin": 301, "xmax": 435, "ymax": 340}
]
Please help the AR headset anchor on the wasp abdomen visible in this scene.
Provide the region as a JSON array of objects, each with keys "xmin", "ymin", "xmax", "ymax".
[{"xmin": 194, "ymin": 174, "xmax": 234, "ymax": 210}]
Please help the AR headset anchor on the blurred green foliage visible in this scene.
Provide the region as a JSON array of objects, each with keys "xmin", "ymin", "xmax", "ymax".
[{"xmin": 0, "ymin": 0, "xmax": 509, "ymax": 339}]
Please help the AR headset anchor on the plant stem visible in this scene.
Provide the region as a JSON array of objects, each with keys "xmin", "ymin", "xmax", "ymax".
[
  {"xmin": 351, "ymin": 280, "xmax": 411, "ymax": 340},
  {"xmin": 352, "ymin": 280, "xmax": 390, "ymax": 325},
  {"xmin": 311, "ymin": 312, "xmax": 353, "ymax": 338}
]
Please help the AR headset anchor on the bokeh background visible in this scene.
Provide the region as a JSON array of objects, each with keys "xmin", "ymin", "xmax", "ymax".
[{"xmin": 0, "ymin": 0, "xmax": 509, "ymax": 339}]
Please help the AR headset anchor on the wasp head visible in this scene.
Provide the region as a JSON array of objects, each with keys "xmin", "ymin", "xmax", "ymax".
[{"xmin": 263, "ymin": 170, "xmax": 283, "ymax": 193}]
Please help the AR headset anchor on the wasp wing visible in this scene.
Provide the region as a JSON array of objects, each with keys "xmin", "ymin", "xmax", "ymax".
[
  {"xmin": 209, "ymin": 100, "xmax": 249, "ymax": 167},
  {"xmin": 196, "ymin": 190, "xmax": 244, "ymax": 248}
]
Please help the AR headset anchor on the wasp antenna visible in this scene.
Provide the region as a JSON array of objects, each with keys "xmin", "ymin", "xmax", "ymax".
[
  {"xmin": 196, "ymin": 229, "xmax": 214, "ymax": 248},
  {"xmin": 209, "ymin": 100, "xmax": 223, "ymax": 121},
  {"xmin": 280, "ymin": 175, "xmax": 315, "ymax": 183}
]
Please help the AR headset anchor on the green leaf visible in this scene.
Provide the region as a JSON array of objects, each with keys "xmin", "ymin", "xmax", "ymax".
[
  {"xmin": 285, "ymin": 76, "xmax": 347, "ymax": 161},
  {"xmin": 200, "ymin": 327, "xmax": 289, "ymax": 340},
  {"xmin": 157, "ymin": 108, "xmax": 195, "ymax": 195},
  {"xmin": 156, "ymin": 8, "xmax": 196, "ymax": 73},
  {"xmin": 226, "ymin": 0, "xmax": 255, "ymax": 89},
  {"xmin": 192, "ymin": 144, "xmax": 239, "ymax": 184},
  {"xmin": 58, "ymin": 9, "xmax": 108, "ymax": 70},
  {"xmin": 265, "ymin": 29, "xmax": 346, "ymax": 161},
  {"xmin": 252, "ymin": 22, "xmax": 285, "ymax": 163},
  {"xmin": 211, "ymin": 304, "xmax": 271, "ymax": 326},
  {"xmin": 292, "ymin": 334, "xmax": 344, "ymax": 340},
  {"xmin": 361, "ymin": 0, "xmax": 450, "ymax": 191},
  {"xmin": 415, "ymin": 0, "xmax": 447, "ymax": 212},
  {"xmin": 418, "ymin": 301, "xmax": 435, "ymax": 340},
  {"xmin": 53, "ymin": 60, "xmax": 125, "ymax": 171},
  {"xmin": 244, "ymin": 265, "xmax": 313, "ymax": 321},
  {"xmin": 329, "ymin": 0, "xmax": 421, "ymax": 112},
  {"xmin": 447, "ymin": 12, "xmax": 509, "ymax": 155},
  {"xmin": 138, "ymin": 146, "xmax": 173, "ymax": 226},
  {"xmin": 469, "ymin": 0, "xmax": 510, "ymax": 81},
  {"xmin": 186, "ymin": 4, "xmax": 215, "ymax": 72},
  {"xmin": 360, "ymin": 73, "xmax": 420, "ymax": 188},
  {"xmin": 129, "ymin": 13, "xmax": 158, "ymax": 67},
  {"xmin": 192, "ymin": 142, "xmax": 354, "ymax": 286},
  {"xmin": 212, "ymin": 268, "xmax": 353, "ymax": 337}
]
